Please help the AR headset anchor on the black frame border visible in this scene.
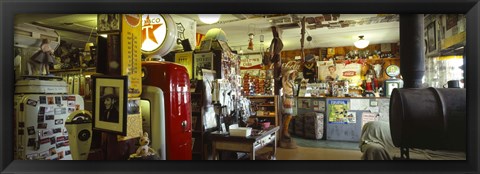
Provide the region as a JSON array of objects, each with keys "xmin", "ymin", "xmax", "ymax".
[{"xmin": 1, "ymin": 0, "xmax": 478, "ymax": 174}]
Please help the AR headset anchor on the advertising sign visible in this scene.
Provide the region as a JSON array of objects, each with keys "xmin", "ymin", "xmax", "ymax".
[
  {"xmin": 328, "ymin": 99, "xmax": 350, "ymax": 123},
  {"xmin": 121, "ymin": 14, "xmax": 142, "ymax": 97}
]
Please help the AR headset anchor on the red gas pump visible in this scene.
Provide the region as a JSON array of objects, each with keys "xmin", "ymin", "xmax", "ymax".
[{"xmin": 141, "ymin": 61, "xmax": 192, "ymax": 160}]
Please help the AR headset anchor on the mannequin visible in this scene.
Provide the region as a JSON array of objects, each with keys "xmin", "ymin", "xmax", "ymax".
[{"xmin": 279, "ymin": 69, "xmax": 297, "ymax": 149}]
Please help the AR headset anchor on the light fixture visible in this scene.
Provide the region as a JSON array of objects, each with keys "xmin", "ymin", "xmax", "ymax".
[
  {"xmin": 247, "ymin": 33, "xmax": 254, "ymax": 50},
  {"xmin": 198, "ymin": 14, "xmax": 221, "ymax": 24},
  {"xmin": 354, "ymin": 35, "xmax": 369, "ymax": 49}
]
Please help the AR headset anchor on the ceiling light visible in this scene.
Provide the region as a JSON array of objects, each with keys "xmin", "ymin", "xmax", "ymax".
[
  {"xmin": 354, "ymin": 35, "xmax": 369, "ymax": 49},
  {"xmin": 198, "ymin": 14, "xmax": 221, "ymax": 24}
]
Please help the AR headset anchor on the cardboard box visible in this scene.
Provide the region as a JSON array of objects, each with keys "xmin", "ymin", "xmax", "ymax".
[{"xmin": 229, "ymin": 127, "xmax": 252, "ymax": 137}]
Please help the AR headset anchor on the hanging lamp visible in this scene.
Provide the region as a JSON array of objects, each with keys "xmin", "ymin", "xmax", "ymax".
[{"xmin": 354, "ymin": 35, "xmax": 369, "ymax": 49}]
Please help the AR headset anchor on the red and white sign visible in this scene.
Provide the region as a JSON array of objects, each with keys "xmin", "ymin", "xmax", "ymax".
[{"xmin": 141, "ymin": 14, "xmax": 167, "ymax": 52}]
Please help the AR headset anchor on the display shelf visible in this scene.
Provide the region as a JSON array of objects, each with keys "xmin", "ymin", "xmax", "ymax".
[
  {"xmin": 246, "ymin": 95, "xmax": 279, "ymax": 126},
  {"xmin": 257, "ymin": 104, "xmax": 275, "ymax": 107},
  {"xmin": 50, "ymin": 67, "xmax": 96, "ymax": 73}
]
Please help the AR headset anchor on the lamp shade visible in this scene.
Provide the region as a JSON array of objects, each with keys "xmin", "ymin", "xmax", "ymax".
[
  {"xmin": 354, "ymin": 35, "xmax": 369, "ymax": 49},
  {"xmin": 198, "ymin": 14, "xmax": 221, "ymax": 24}
]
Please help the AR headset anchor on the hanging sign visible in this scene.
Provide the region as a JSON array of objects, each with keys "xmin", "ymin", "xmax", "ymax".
[
  {"xmin": 240, "ymin": 54, "xmax": 262, "ymax": 69},
  {"xmin": 121, "ymin": 14, "xmax": 142, "ymax": 97}
]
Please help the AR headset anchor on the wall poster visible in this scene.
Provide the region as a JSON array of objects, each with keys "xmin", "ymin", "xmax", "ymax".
[{"xmin": 328, "ymin": 99, "xmax": 350, "ymax": 124}]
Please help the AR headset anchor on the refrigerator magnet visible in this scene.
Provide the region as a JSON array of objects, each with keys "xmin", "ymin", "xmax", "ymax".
[
  {"xmin": 68, "ymin": 107, "xmax": 75, "ymax": 113},
  {"xmin": 26, "ymin": 153, "xmax": 38, "ymax": 160},
  {"xmin": 37, "ymin": 123, "xmax": 47, "ymax": 129},
  {"xmin": 50, "ymin": 137, "xmax": 56, "ymax": 145},
  {"xmin": 56, "ymin": 136, "xmax": 65, "ymax": 142},
  {"xmin": 65, "ymin": 150, "xmax": 71, "ymax": 156},
  {"xmin": 67, "ymin": 101, "xmax": 75, "ymax": 107},
  {"xmin": 26, "ymin": 99, "xmax": 37, "ymax": 107},
  {"xmin": 46, "ymin": 115, "xmax": 54, "ymax": 120},
  {"xmin": 57, "ymin": 151, "xmax": 64, "ymax": 159},
  {"xmin": 52, "ymin": 128, "xmax": 61, "ymax": 134},
  {"xmin": 54, "ymin": 108, "xmax": 62, "ymax": 115},
  {"xmin": 68, "ymin": 96, "xmax": 76, "ymax": 101},
  {"xmin": 55, "ymin": 96, "xmax": 62, "ymax": 105},
  {"xmin": 49, "ymin": 147, "xmax": 56, "ymax": 155},
  {"xmin": 40, "ymin": 138, "xmax": 50, "ymax": 144},
  {"xmin": 41, "ymin": 130, "xmax": 53, "ymax": 137},
  {"xmin": 40, "ymin": 150, "xmax": 49, "ymax": 158},
  {"xmin": 27, "ymin": 126, "xmax": 35, "ymax": 135},
  {"xmin": 18, "ymin": 122, "xmax": 25, "ymax": 128},
  {"xmin": 54, "ymin": 119, "xmax": 64, "ymax": 125},
  {"xmin": 39, "ymin": 107, "xmax": 46, "ymax": 114},
  {"xmin": 47, "ymin": 97, "xmax": 54, "ymax": 105},
  {"xmin": 39, "ymin": 96, "xmax": 47, "ymax": 104},
  {"xmin": 62, "ymin": 96, "xmax": 68, "ymax": 101},
  {"xmin": 37, "ymin": 115, "xmax": 45, "ymax": 123}
]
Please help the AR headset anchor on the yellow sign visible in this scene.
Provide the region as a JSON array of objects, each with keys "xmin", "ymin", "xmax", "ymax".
[
  {"xmin": 175, "ymin": 51, "xmax": 193, "ymax": 79},
  {"xmin": 121, "ymin": 14, "xmax": 143, "ymax": 97}
]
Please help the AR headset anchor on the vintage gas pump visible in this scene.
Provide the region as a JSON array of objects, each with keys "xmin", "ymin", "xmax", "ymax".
[{"xmin": 140, "ymin": 14, "xmax": 192, "ymax": 160}]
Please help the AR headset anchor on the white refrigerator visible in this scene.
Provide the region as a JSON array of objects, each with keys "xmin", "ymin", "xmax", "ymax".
[{"xmin": 14, "ymin": 77, "xmax": 84, "ymax": 160}]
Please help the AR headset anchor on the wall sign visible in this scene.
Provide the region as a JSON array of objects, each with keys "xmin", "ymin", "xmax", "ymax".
[
  {"xmin": 121, "ymin": 14, "xmax": 142, "ymax": 97},
  {"xmin": 141, "ymin": 14, "xmax": 177, "ymax": 57}
]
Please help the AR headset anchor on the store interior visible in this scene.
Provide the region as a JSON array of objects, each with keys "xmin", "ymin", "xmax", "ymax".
[{"xmin": 12, "ymin": 14, "xmax": 466, "ymax": 160}]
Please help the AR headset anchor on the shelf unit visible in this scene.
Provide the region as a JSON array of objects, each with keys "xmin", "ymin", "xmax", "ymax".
[
  {"xmin": 246, "ymin": 95, "xmax": 279, "ymax": 126},
  {"xmin": 190, "ymin": 81, "xmax": 217, "ymax": 160}
]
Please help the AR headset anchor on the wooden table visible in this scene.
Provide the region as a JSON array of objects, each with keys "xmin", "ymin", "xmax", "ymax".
[{"xmin": 210, "ymin": 126, "xmax": 279, "ymax": 160}]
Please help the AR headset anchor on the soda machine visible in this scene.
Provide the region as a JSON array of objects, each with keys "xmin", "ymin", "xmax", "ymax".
[{"xmin": 141, "ymin": 61, "xmax": 192, "ymax": 160}]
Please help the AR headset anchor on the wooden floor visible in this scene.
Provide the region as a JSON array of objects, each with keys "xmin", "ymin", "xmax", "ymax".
[{"xmin": 275, "ymin": 146, "xmax": 363, "ymax": 160}]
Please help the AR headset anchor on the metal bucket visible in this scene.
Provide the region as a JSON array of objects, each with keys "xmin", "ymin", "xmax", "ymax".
[{"xmin": 389, "ymin": 87, "xmax": 466, "ymax": 151}]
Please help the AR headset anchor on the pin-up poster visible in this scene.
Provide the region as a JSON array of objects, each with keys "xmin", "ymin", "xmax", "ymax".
[
  {"xmin": 317, "ymin": 61, "xmax": 362, "ymax": 86},
  {"xmin": 328, "ymin": 99, "xmax": 350, "ymax": 123},
  {"xmin": 317, "ymin": 60, "xmax": 335, "ymax": 82},
  {"xmin": 121, "ymin": 14, "xmax": 142, "ymax": 97}
]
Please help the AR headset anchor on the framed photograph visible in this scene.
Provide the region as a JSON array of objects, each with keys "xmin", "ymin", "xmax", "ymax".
[
  {"xmin": 92, "ymin": 75, "xmax": 128, "ymax": 136},
  {"xmin": 427, "ymin": 21, "xmax": 437, "ymax": 53},
  {"xmin": 97, "ymin": 14, "xmax": 121, "ymax": 34}
]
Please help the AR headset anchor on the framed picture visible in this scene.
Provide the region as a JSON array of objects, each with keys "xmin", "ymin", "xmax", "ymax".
[
  {"xmin": 427, "ymin": 21, "xmax": 437, "ymax": 53},
  {"xmin": 193, "ymin": 53, "xmax": 214, "ymax": 80},
  {"xmin": 97, "ymin": 14, "xmax": 121, "ymax": 34},
  {"xmin": 92, "ymin": 75, "xmax": 128, "ymax": 136},
  {"xmin": 198, "ymin": 39, "xmax": 212, "ymax": 52}
]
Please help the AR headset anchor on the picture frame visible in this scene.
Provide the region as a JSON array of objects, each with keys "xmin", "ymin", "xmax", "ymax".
[
  {"xmin": 92, "ymin": 75, "xmax": 128, "ymax": 136},
  {"xmin": 193, "ymin": 53, "xmax": 214, "ymax": 80},
  {"xmin": 97, "ymin": 14, "xmax": 121, "ymax": 34},
  {"xmin": 427, "ymin": 21, "xmax": 437, "ymax": 53},
  {"xmin": 198, "ymin": 39, "xmax": 212, "ymax": 52}
]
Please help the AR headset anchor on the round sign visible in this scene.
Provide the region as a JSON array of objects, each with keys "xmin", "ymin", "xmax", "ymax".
[
  {"xmin": 385, "ymin": 64, "xmax": 400, "ymax": 77},
  {"xmin": 141, "ymin": 14, "xmax": 177, "ymax": 56},
  {"xmin": 124, "ymin": 14, "xmax": 141, "ymax": 27}
]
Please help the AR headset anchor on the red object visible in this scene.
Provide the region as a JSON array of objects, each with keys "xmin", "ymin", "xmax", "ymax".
[{"xmin": 142, "ymin": 61, "xmax": 192, "ymax": 160}]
